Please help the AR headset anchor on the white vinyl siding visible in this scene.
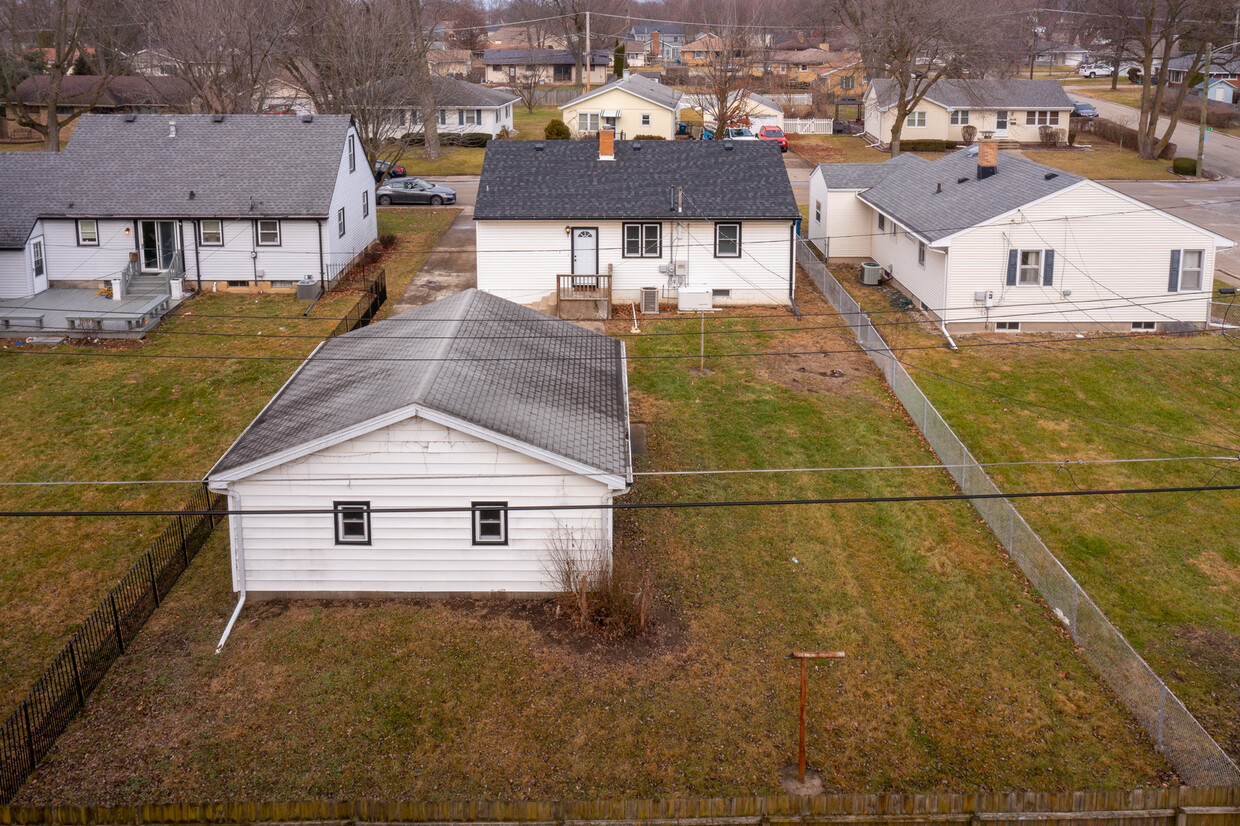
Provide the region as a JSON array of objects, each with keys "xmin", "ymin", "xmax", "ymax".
[
  {"xmin": 76, "ymin": 219, "xmax": 98, "ymax": 245},
  {"xmin": 325, "ymin": 125, "xmax": 380, "ymax": 284},
  {"xmin": 225, "ymin": 415, "xmax": 613, "ymax": 596}
]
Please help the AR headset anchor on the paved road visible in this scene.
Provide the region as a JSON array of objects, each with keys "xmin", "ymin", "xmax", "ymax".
[
  {"xmin": 1109, "ymin": 179, "xmax": 1240, "ymax": 284},
  {"xmin": 1067, "ymin": 86, "xmax": 1240, "ymax": 177}
]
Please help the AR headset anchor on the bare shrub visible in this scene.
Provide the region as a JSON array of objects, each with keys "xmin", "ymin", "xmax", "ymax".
[
  {"xmin": 378, "ymin": 233, "xmax": 398, "ymax": 249},
  {"xmin": 960, "ymin": 124, "xmax": 977, "ymax": 145},
  {"xmin": 543, "ymin": 525, "xmax": 651, "ymax": 637},
  {"xmin": 1038, "ymin": 125, "xmax": 1063, "ymax": 148}
]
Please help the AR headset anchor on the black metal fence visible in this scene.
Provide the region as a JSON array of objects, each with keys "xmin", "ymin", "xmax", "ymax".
[
  {"xmin": 0, "ymin": 485, "xmax": 225, "ymax": 803},
  {"xmin": 331, "ymin": 267, "xmax": 388, "ymax": 338}
]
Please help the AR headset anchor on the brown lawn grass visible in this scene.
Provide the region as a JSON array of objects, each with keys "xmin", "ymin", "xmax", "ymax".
[
  {"xmin": 831, "ymin": 265, "xmax": 1240, "ymax": 764},
  {"xmin": 1018, "ymin": 141, "xmax": 1178, "ymax": 180},
  {"xmin": 14, "ymin": 286, "xmax": 1173, "ymax": 803},
  {"xmin": 0, "ymin": 210, "xmax": 455, "ymax": 721},
  {"xmin": 787, "ymin": 134, "xmax": 888, "ymax": 166},
  {"xmin": 372, "ymin": 208, "xmax": 459, "ymax": 321}
]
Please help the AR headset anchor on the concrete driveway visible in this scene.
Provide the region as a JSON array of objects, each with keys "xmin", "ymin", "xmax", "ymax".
[
  {"xmin": 1067, "ymin": 86, "xmax": 1240, "ymax": 177},
  {"xmin": 784, "ymin": 151, "xmax": 813, "ymax": 207},
  {"xmin": 390, "ymin": 175, "xmax": 480, "ymax": 315}
]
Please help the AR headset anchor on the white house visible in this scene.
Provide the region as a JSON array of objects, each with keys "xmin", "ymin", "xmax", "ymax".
[
  {"xmin": 0, "ymin": 113, "xmax": 377, "ymax": 306},
  {"xmin": 683, "ymin": 91, "xmax": 784, "ymax": 132},
  {"xmin": 807, "ymin": 142, "xmax": 1235, "ymax": 333},
  {"xmin": 206, "ymin": 288, "xmax": 633, "ymax": 599},
  {"xmin": 560, "ymin": 73, "xmax": 683, "ymax": 139},
  {"xmin": 376, "ymin": 76, "xmax": 518, "ymax": 139},
  {"xmin": 863, "ymin": 79, "xmax": 1075, "ymax": 147},
  {"xmin": 474, "ymin": 134, "xmax": 801, "ymax": 308}
]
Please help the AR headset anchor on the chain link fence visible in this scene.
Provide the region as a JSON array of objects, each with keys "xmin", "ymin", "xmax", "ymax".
[{"xmin": 798, "ymin": 239, "xmax": 1240, "ymax": 786}]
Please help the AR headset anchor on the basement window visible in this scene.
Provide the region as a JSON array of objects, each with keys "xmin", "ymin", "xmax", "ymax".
[
  {"xmin": 1132, "ymin": 321, "xmax": 1157, "ymax": 331},
  {"xmin": 334, "ymin": 501, "xmax": 371, "ymax": 545},
  {"xmin": 996, "ymin": 321, "xmax": 1021, "ymax": 331},
  {"xmin": 472, "ymin": 501, "xmax": 508, "ymax": 545},
  {"xmin": 712, "ymin": 289, "xmax": 731, "ymax": 299}
]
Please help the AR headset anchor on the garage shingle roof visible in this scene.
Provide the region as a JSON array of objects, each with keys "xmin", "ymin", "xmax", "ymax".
[
  {"xmin": 474, "ymin": 140, "xmax": 800, "ymax": 221},
  {"xmin": 816, "ymin": 152, "xmax": 927, "ymax": 189},
  {"xmin": 210, "ymin": 289, "xmax": 631, "ymax": 480}
]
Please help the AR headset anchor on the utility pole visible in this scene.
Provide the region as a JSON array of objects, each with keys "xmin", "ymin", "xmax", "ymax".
[
  {"xmin": 1197, "ymin": 41, "xmax": 1210, "ymax": 178},
  {"xmin": 787, "ymin": 650, "xmax": 845, "ymax": 785},
  {"xmin": 585, "ymin": 11, "xmax": 592, "ymax": 92}
]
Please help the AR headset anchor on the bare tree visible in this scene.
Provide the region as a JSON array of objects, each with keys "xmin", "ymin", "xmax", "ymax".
[
  {"xmin": 513, "ymin": 61, "xmax": 551, "ymax": 112},
  {"xmin": 1089, "ymin": 0, "xmax": 1230, "ymax": 159}
]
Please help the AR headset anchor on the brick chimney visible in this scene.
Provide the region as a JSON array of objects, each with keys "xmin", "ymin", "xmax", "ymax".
[
  {"xmin": 599, "ymin": 128, "xmax": 615, "ymax": 161},
  {"xmin": 977, "ymin": 139, "xmax": 998, "ymax": 180},
  {"xmin": 651, "ymin": 30, "xmax": 661, "ymax": 57}
]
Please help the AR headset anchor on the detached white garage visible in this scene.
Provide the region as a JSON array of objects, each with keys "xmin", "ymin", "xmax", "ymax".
[{"xmin": 207, "ymin": 289, "xmax": 632, "ymax": 600}]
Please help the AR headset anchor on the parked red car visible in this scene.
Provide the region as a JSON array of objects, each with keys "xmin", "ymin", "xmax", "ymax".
[{"xmin": 758, "ymin": 125, "xmax": 788, "ymax": 152}]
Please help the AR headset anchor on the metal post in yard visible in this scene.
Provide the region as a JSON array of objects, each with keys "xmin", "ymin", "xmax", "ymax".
[
  {"xmin": 110, "ymin": 592, "xmax": 124, "ymax": 653},
  {"xmin": 68, "ymin": 641, "xmax": 84, "ymax": 707},
  {"xmin": 21, "ymin": 701, "xmax": 35, "ymax": 769},
  {"xmin": 147, "ymin": 553, "xmax": 160, "ymax": 607},
  {"xmin": 700, "ymin": 312, "xmax": 705, "ymax": 372},
  {"xmin": 1070, "ymin": 585, "xmax": 1079, "ymax": 639},
  {"xmin": 1158, "ymin": 685, "xmax": 1167, "ymax": 750},
  {"xmin": 787, "ymin": 651, "xmax": 845, "ymax": 784}
]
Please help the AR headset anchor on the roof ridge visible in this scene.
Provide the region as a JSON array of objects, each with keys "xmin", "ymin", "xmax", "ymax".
[{"xmin": 410, "ymin": 290, "xmax": 474, "ymax": 405}]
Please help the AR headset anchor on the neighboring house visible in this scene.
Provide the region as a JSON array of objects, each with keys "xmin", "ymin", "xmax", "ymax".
[
  {"xmin": 130, "ymin": 47, "xmax": 180, "ymax": 77},
  {"xmin": 3, "ymin": 75, "xmax": 195, "ymax": 141},
  {"xmin": 1164, "ymin": 53, "xmax": 1240, "ymax": 85},
  {"xmin": 614, "ymin": 40, "xmax": 650, "ymax": 68},
  {"xmin": 427, "ymin": 49, "xmax": 473, "ymax": 78},
  {"xmin": 206, "ymin": 288, "xmax": 633, "ymax": 599},
  {"xmin": 0, "ymin": 113, "xmax": 377, "ymax": 301},
  {"xmin": 761, "ymin": 48, "xmax": 834, "ymax": 84},
  {"xmin": 261, "ymin": 76, "xmax": 316, "ymax": 115},
  {"xmin": 560, "ymin": 73, "xmax": 682, "ymax": 138},
  {"xmin": 864, "ymin": 78, "xmax": 1075, "ymax": 146},
  {"xmin": 1195, "ymin": 77, "xmax": 1240, "ymax": 104},
  {"xmin": 375, "ymin": 76, "xmax": 517, "ymax": 139},
  {"xmin": 814, "ymin": 55, "xmax": 866, "ymax": 97},
  {"xmin": 1033, "ymin": 39, "xmax": 1090, "ymax": 67},
  {"xmin": 482, "ymin": 49, "xmax": 610, "ymax": 86},
  {"xmin": 485, "ymin": 25, "xmax": 568, "ymax": 51},
  {"xmin": 683, "ymin": 90, "xmax": 784, "ymax": 131},
  {"xmin": 474, "ymin": 134, "xmax": 800, "ymax": 307},
  {"xmin": 806, "ymin": 143, "xmax": 1234, "ymax": 333},
  {"xmin": 630, "ymin": 24, "xmax": 686, "ymax": 61},
  {"xmin": 680, "ymin": 33, "xmax": 728, "ymax": 67}
]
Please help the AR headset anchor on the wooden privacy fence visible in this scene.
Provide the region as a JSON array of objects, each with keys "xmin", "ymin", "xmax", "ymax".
[
  {"xmin": 1, "ymin": 787, "xmax": 1239, "ymax": 825},
  {"xmin": 331, "ymin": 267, "xmax": 388, "ymax": 338},
  {"xmin": 0, "ymin": 486, "xmax": 226, "ymax": 804}
]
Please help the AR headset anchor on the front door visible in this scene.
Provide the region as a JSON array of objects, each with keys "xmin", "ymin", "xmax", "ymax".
[
  {"xmin": 139, "ymin": 220, "xmax": 178, "ymax": 271},
  {"xmin": 994, "ymin": 110, "xmax": 1009, "ymax": 137},
  {"xmin": 571, "ymin": 227, "xmax": 598, "ymax": 285}
]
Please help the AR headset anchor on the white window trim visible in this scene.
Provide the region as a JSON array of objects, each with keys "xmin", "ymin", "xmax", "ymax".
[
  {"xmin": 348, "ymin": 135, "xmax": 356, "ymax": 173},
  {"xmin": 715, "ymin": 222, "xmax": 741, "ymax": 258},
  {"xmin": 472, "ymin": 501, "xmax": 508, "ymax": 545},
  {"xmin": 362, "ymin": 189, "xmax": 369, "ymax": 218},
  {"xmin": 199, "ymin": 219, "xmax": 224, "ymax": 246},
  {"xmin": 950, "ymin": 109, "xmax": 969, "ymax": 125},
  {"xmin": 814, "ymin": 200, "xmax": 821, "ymax": 223},
  {"xmin": 256, "ymin": 219, "xmax": 281, "ymax": 246},
  {"xmin": 1017, "ymin": 249, "xmax": 1042, "ymax": 286},
  {"xmin": 641, "ymin": 113, "xmax": 651, "ymax": 126},
  {"xmin": 337, "ymin": 207, "xmax": 346, "ymax": 238},
  {"xmin": 905, "ymin": 111, "xmax": 926, "ymax": 128},
  {"xmin": 1178, "ymin": 248, "xmax": 1205, "ymax": 292},
  {"xmin": 623, "ymin": 222, "xmax": 662, "ymax": 258},
  {"xmin": 76, "ymin": 219, "xmax": 99, "ymax": 246}
]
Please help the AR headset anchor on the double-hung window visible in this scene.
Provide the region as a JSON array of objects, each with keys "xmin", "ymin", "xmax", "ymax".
[
  {"xmin": 362, "ymin": 189, "xmax": 369, "ymax": 218},
  {"xmin": 348, "ymin": 135, "xmax": 356, "ymax": 172},
  {"xmin": 918, "ymin": 241, "xmax": 926, "ymax": 267},
  {"xmin": 1174, "ymin": 249, "xmax": 1204, "ymax": 291},
  {"xmin": 472, "ymin": 501, "xmax": 508, "ymax": 545},
  {"xmin": 577, "ymin": 112, "xmax": 600, "ymax": 132},
  {"xmin": 905, "ymin": 111, "xmax": 926, "ymax": 128},
  {"xmin": 337, "ymin": 207, "xmax": 346, "ymax": 238},
  {"xmin": 1025, "ymin": 110, "xmax": 1060, "ymax": 126},
  {"xmin": 715, "ymin": 222, "xmax": 741, "ymax": 257},
  {"xmin": 877, "ymin": 214, "xmax": 885, "ymax": 231},
  {"xmin": 257, "ymin": 219, "xmax": 281, "ymax": 246},
  {"xmin": 334, "ymin": 501, "xmax": 371, "ymax": 545},
  {"xmin": 949, "ymin": 110, "xmax": 969, "ymax": 125},
  {"xmin": 199, "ymin": 219, "xmax": 223, "ymax": 246},
  {"xmin": 76, "ymin": 219, "xmax": 98, "ymax": 246},
  {"xmin": 641, "ymin": 113, "xmax": 651, "ymax": 126},
  {"xmin": 1018, "ymin": 249, "xmax": 1042, "ymax": 285},
  {"xmin": 623, "ymin": 223, "xmax": 661, "ymax": 257},
  {"xmin": 814, "ymin": 200, "xmax": 822, "ymax": 223}
]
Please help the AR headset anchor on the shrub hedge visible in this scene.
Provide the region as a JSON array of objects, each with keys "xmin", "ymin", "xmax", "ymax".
[
  {"xmin": 631, "ymin": 134, "xmax": 667, "ymax": 140},
  {"xmin": 1172, "ymin": 156, "xmax": 1199, "ymax": 175},
  {"xmin": 544, "ymin": 119, "xmax": 571, "ymax": 139}
]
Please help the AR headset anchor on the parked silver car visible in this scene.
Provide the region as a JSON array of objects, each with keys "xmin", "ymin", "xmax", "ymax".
[{"xmin": 375, "ymin": 178, "xmax": 457, "ymax": 206}]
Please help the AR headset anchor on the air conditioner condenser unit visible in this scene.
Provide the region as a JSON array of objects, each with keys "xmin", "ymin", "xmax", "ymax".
[{"xmin": 640, "ymin": 287, "xmax": 660, "ymax": 314}]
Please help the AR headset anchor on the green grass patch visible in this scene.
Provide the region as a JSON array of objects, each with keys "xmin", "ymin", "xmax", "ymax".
[
  {"xmin": 372, "ymin": 208, "xmax": 458, "ymax": 320},
  {"xmin": 833, "ymin": 267, "xmax": 1240, "ymax": 765},
  {"xmin": 13, "ymin": 288, "xmax": 1171, "ymax": 803},
  {"xmin": 1019, "ymin": 143, "xmax": 1177, "ymax": 179},
  {"xmin": 512, "ymin": 105, "xmax": 563, "ymax": 139}
]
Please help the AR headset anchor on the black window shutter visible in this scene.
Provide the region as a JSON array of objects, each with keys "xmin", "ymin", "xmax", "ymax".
[
  {"xmin": 1168, "ymin": 249, "xmax": 1181, "ymax": 292},
  {"xmin": 1006, "ymin": 249, "xmax": 1018, "ymax": 286},
  {"xmin": 1043, "ymin": 249, "xmax": 1055, "ymax": 286}
]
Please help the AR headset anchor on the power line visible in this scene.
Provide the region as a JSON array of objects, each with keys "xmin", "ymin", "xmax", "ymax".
[{"xmin": 3, "ymin": 482, "xmax": 1239, "ymax": 519}]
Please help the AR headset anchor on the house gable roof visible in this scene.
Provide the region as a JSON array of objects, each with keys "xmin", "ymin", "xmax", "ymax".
[
  {"xmin": 558, "ymin": 74, "xmax": 682, "ymax": 111},
  {"xmin": 814, "ymin": 152, "xmax": 928, "ymax": 190},
  {"xmin": 0, "ymin": 153, "xmax": 66, "ymax": 248},
  {"xmin": 474, "ymin": 140, "xmax": 800, "ymax": 221},
  {"xmin": 483, "ymin": 49, "xmax": 608, "ymax": 67},
  {"xmin": 378, "ymin": 76, "xmax": 517, "ymax": 108},
  {"xmin": 852, "ymin": 149, "xmax": 1083, "ymax": 242},
  {"xmin": 3, "ymin": 113, "xmax": 355, "ymax": 229},
  {"xmin": 867, "ymin": 78, "xmax": 1074, "ymax": 112},
  {"xmin": 11, "ymin": 74, "xmax": 195, "ymax": 108},
  {"xmin": 209, "ymin": 289, "xmax": 630, "ymax": 480}
]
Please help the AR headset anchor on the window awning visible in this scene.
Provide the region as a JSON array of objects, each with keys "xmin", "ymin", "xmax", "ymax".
[{"xmin": 601, "ymin": 109, "xmax": 621, "ymax": 118}]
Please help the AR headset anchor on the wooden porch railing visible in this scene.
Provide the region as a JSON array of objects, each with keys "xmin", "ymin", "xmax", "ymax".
[{"xmin": 555, "ymin": 274, "xmax": 612, "ymax": 320}]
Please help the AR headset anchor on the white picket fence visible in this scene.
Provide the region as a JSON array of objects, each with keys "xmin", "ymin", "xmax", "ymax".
[
  {"xmin": 785, "ymin": 118, "xmax": 834, "ymax": 134},
  {"xmin": 770, "ymin": 92, "xmax": 813, "ymax": 107}
]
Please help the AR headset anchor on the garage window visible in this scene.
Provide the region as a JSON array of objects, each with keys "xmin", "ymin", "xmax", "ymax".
[
  {"xmin": 334, "ymin": 501, "xmax": 371, "ymax": 545},
  {"xmin": 472, "ymin": 501, "xmax": 508, "ymax": 545}
]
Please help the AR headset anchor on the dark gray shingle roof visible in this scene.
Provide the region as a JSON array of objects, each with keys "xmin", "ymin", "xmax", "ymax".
[
  {"xmin": 483, "ymin": 49, "xmax": 609, "ymax": 66},
  {"xmin": 377, "ymin": 76, "xmax": 518, "ymax": 108},
  {"xmin": 40, "ymin": 113, "xmax": 353, "ymax": 221},
  {"xmin": 562, "ymin": 74, "xmax": 682, "ymax": 111},
  {"xmin": 855, "ymin": 148, "xmax": 1082, "ymax": 242},
  {"xmin": 868, "ymin": 78, "xmax": 1074, "ymax": 111},
  {"xmin": 0, "ymin": 153, "xmax": 65, "ymax": 248},
  {"xmin": 816, "ymin": 152, "xmax": 927, "ymax": 189},
  {"xmin": 210, "ymin": 289, "xmax": 630, "ymax": 479},
  {"xmin": 474, "ymin": 140, "xmax": 800, "ymax": 221}
]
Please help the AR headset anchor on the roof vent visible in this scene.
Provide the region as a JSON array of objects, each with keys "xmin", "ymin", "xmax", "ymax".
[
  {"xmin": 189, "ymin": 190, "xmax": 195, "ymax": 200},
  {"xmin": 1044, "ymin": 172, "xmax": 1059, "ymax": 180},
  {"xmin": 123, "ymin": 113, "xmax": 136, "ymax": 123},
  {"xmin": 935, "ymin": 182, "xmax": 942, "ymax": 194},
  {"xmin": 168, "ymin": 120, "xmax": 176, "ymax": 138},
  {"xmin": 212, "ymin": 114, "xmax": 225, "ymax": 123},
  {"xmin": 957, "ymin": 177, "xmax": 968, "ymax": 184},
  {"xmin": 534, "ymin": 142, "xmax": 545, "ymax": 151},
  {"xmin": 301, "ymin": 114, "xmax": 313, "ymax": 123},
  {"xmin": 632, "ymin": 141, "xmax": 642, "ymax": 150},
  {"xmin": 723, "ymin": 141, "xmax": 734, "ymax": 151}
]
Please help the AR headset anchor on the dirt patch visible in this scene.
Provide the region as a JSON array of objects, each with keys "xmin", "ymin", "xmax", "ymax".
[{"xmin": 1189, "ymin": 551, "xmax": 1240, "ymax": 592}]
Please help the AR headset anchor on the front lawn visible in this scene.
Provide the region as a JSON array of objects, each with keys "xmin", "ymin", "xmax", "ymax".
[
  {"xmin": 835, "ymin": 268, "xmax": 1240, "ymax": 764},
  {"xmin": 787, "ymin": 134, "xmax": 888, "ymax": 165},
  {"xmin": 512, "ymin": 105, "xmax": 562, "ymax": 139},
  {"xmin": 384, "ymin": 144, "xmax": 485, "ymax": 177},
  {"xmin": 14, "ymin": 286, "xmax": 1171, "ymax": 803},
  {"xmin": 0, "ymin": 212, "xmax": 456, "ymax": 721},
  {"xmin": 1019, "ymin": 141, "xmax": 1178, "ymax": 179}
]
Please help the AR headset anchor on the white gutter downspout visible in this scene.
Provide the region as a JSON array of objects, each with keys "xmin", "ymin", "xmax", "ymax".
[
  {"xmin": 939, "ymin": 247, "xmax": 958, "ymax": 351},
  {"xmin": 215, "ymin": 487, "xmax": 246, "ymax": 654}
]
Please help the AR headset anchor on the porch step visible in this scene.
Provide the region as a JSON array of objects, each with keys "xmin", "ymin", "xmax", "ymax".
[
  {"xmin": 525, "ymin": 291, "xmax": 558, "ymax": 317},
  {"xmin": 127, "ymin": 274, "xmax": 170, "ymax": 298}
]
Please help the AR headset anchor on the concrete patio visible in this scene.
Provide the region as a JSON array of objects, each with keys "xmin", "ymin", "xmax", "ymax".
[{"xmin": 0, "ymin": 286, "xmax": 178, "ymax": 339}]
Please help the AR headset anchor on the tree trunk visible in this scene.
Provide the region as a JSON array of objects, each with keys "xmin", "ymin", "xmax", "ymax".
[
  {"xmin": 889, "ymin": 107, "xmax": 905, "ymax": 156},
  {"xmin": 414, "ymin": 62, "xmax": 441, "ymax": 160},
  {"xmin": 45, "ymin": 116, "xmax": 61, "ymax": 151}
]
